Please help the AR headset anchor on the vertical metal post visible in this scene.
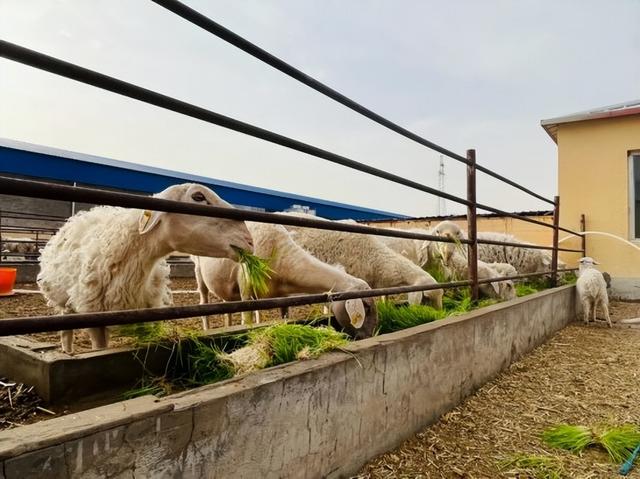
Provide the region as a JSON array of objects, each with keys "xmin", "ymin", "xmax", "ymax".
[
  {"xmin": 580, "ymin": 213, "xmax": 586, "ymax": 257},
  {"xmin": 551, "ymin": 195, "xmax": 560, "ymax": 287},
  {"xmin": 466, "ymin": 149, "xmax": 479, "ymax": 301}
]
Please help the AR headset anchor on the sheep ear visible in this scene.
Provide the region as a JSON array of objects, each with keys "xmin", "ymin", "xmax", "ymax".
[
  {"xmin": 491, "ymin": 281, "xmax": 500, "ymax": 295},
  {"xmin": 345, "ymin": 299, "xmax": 365, "ymax": 329},
  {"xmin": 139, "ymin": 210, "xmax": 163, "ymax": 235}
]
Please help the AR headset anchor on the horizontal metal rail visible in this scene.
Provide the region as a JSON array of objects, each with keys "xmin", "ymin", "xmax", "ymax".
[
  {"xmin": 476, "ymin": 238, "xmax": 583, "ymax": 253},
  {"xmin": 150, "ymin": 0, "xmax": 470, "ymax": 166},
  {"xmin": 477, "ymin": 268, "xmax": 578, "ymax": 284},
  {"xmin": 477, "ymin": 202, "xmax": 582, "ymax": 236},
  {"xmin": 0, "ymin": 40, "xmax": 470, "ymax": 208},
  {"xmin": 152, "ymin": 0, "xmax": 555, "ymax": 206},
  {"xmin": 0, "ymin": 264, "xmax": 579, "ymax": 336},
  {"xmin": 0, "ymin": 176, "xmax": 470, "ymax": 245},
  {"xmin": 0, "ymin": 210, "xmax": 66, "ymax": 221},
  {"xmin": 0, "ymin": 281, "xmax": 471, "ymax": 336},
  {"xmin": 0, "ymin": 266, "xmax": 577, "ymax": 336}
]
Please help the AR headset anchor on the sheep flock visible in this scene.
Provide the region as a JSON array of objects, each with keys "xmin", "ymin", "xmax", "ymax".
[{"xmin": 30, "ymin": 182, "xmax": 581, "ymax": 353}]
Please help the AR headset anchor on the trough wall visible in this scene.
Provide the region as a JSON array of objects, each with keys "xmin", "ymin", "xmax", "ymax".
[{"xmin": 0, "ymin": 285, "xmax": 576, "ymax": 478}]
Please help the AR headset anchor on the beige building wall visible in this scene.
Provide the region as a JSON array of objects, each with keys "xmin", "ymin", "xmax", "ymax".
[{"xmin": 556, "ymin": 114, "xmax": 640, "ymax": 279}]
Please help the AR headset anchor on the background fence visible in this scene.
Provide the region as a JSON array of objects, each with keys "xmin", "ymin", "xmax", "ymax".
[{"xmin": 0, "ymin": 0, "xmax": 584, "ymax": 336}]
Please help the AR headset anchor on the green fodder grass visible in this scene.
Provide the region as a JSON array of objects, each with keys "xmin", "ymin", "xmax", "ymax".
[
  {"xmin": 442, "ymin": 288, "xmax": 498, "ymax": 315},
  {"xmin": 234, "ymin": 247, "xmax": 274, "ymax": 298},
  {"xmin": 596, "ymin": 425, "xmax": 640, "ymax": 464},
  {"xmin": 542, "ymin": 424, "xmax": 594, "ymax": 454},
  {"xmin": 497, "ymin": 454, "xmax": 563, "ymax": 479},
  {"xmin": 115, "ymin": 321, "xmax": 173, "ymax": 346},
  {"xmin": 516, "ymin": 283, "xmax": 542, "ymax": 297},
  {"xmin": 376, "ymin": 301, "xmax": 445, "ymax": 334},
  {"xmin": 250, "ymin": 323, "xmax": 349, "ymax": 366}
]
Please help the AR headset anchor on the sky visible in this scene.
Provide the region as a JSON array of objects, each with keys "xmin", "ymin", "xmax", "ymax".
[{"xmin": 1, "ymin": 0, "xmax": 638, "ymax": 217}]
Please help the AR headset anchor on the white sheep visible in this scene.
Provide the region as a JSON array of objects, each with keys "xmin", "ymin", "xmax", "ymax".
[
  {"xmin": 486, "ymin": 262, "xmax": 519, "ymax": 280},
  {"xmin": 379, "ymin": 220, "xmax": 465, "ymax": 271},
  {"xmin": 193, "ymin": 221, "xmax": 378, "ymax": 339},
  {"xmin": 283, "ymin": 213, "xmax": 444, "ymax": 309},
  {"xmin": 442, "ymin": 251, "xmax": 516, "ymax": 301},
  {"xmin": 576, "ymin": 256, "xmax": 611, "ymax": 327},
  {"xmin": 37, "ymin": 183, "xmax": 254, "ymax": 353},
  {"xmin": 1, "ymin": 236, "xmax": 39, "ymax": 261},
  {"xmin": 476, "ymin": 231, "xmax": 568, "ymax": 275}
]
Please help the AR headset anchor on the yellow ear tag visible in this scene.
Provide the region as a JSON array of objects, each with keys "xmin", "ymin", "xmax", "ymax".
[
  {"xmin": 140, "ymin": 210, "xmax": 152, "ymax": 230},
  {"xmin": 345, "ymin": 299, "xmax": 366, "ymax": 329}
]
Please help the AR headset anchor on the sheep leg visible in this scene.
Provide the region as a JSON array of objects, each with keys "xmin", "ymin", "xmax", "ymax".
[
  {"xmin": 323, "ymin": 304, "xmax": 330, "ymax": 316},
  {"xmin": 581, "ymin": 299, "xmax": 591, "ymax": 324},
  {"xmin": 223, "ymin": 313, "xmax": 231, "ymax": 327},
  {"xmin": 88, "ymin": 327, "xmax": 109, "ymax": 350},
  {"xmin": 194, "ymin": 259, "xmax": 211, "ymax": 330},
  {"xmin": 241, "ymin": 310, "xmax": 254, "ymax": 325},
  {"xmin": 60, "ymin": 330, "xmax": 74, "ymax": 354},
  {"xmin": 602, "ymin": 302, "xmax": 612, "ymax": 328},
  {"xmin": 280, "ymin": 306, "xmax": 289, "ymax": 319}
]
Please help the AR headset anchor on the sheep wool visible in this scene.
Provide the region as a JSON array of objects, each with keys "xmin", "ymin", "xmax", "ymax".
[{"xmin": 38, "ymin": 206, "xmax": 173, "ymax": 317}]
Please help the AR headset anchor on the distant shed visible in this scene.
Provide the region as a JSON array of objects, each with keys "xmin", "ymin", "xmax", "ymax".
[{"xmin": 0, "ymin": 138, "xmax": 406, "ymax": 221}]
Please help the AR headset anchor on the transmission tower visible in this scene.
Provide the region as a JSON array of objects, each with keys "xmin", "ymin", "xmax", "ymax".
[{"xmin": 437, "ymin": 156, "xmax": 446, "ymax": 216}]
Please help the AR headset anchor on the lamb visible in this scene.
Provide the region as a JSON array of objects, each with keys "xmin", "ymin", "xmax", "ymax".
[
  {"xmin": 193, "ymin": 221, "xmax": 378, "ymax": 339},
  {"xmin": 442, "ymin": 251, "xmax": 516, "ymax": 301},
  {"xmin": 379, "ymin": 221, "xmax": 464, "ymax": 270},
  {"xmin": 37, "ymin": 183, "xmax": 254, "ymax": 353},
  {"xmin": 576, "ymin": 257, "xmax": 611, "ymax": 327},
  {"xmin": 283, "ymin": 213, "xmax": 444, "ymax": 309}
]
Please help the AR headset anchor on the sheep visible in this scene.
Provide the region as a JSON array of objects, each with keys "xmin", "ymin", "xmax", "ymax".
[
  {"xmin": 379, "ymin": 221, "xmax": 465, "ymax": 271},
  {"xmin": 486, "ymin": 262, "xmax": 519, "ymax": 280},
  {"xmin": 1, "ymin": 237, "xmax": 39, "ymax": 261},
  {"xmin": 37, "ymin": 183, "xmax": 254, "ymax": 354},
  {"xmin": 576, "ymin": 257, "xmax": 611, "ymax": 327},
  {"xmin": 283, "ymin": 213, "xmax": 444, "ymax": 309},
  {"xmin": 193, "ymin": 221, "xmax": 378, "ymax": 339},
  {"xmin": 476, "ymin": 232, "xmax": 568, "ymax": 275},
  {"xmin": 442, "ymin": 251, "xmax": 516, "ymax": 301}
]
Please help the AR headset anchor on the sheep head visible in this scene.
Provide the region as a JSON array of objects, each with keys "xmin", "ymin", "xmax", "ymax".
[
  {"xmin": 331, "ymin": 295, "xmax": 378, "ymax": 340},
  {"xmin": 139, "ymin": 183, "xmax": 253, "ymax": 261}
]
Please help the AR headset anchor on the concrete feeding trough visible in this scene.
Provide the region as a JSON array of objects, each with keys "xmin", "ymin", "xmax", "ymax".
[
  {"xmin": 0, "ymin": 286, "xmax": 576, "ymax": 478},
  {"xmin": 0, "ymin": 317, "xmax": 327, "ymax": 404}
]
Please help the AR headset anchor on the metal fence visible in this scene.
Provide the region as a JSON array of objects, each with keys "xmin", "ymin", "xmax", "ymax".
[{"xmin": 0, "ymin": 2, "xmax": 584, "ymax": 336}]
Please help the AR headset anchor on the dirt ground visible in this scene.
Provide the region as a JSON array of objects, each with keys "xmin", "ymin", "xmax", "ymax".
[
  {"xmin": 0, "ymin": 278, "xmax": 323, "ymax": 352},
  {"xmin": 358, "ymin": 321, "xmax": 640, "ymax": 479}
]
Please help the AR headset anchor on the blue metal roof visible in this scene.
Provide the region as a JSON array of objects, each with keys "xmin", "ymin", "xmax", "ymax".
[{"xmin": 0, "ymin": 138, "xmax": 407, "ymax": 221}]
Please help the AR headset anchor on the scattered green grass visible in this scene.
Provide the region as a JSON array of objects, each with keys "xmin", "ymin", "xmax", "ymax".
[
  {"xmin": 185, "ymin": 338, "xmax": 236, "ymax": 385},
  {"xmin": 559, "ymin": 271, "xmax": 577, "ymax": 285},
  {"xmin": 424, "ymin": 257, "xmax": 449, "ymax": 283},
  {"xmin": 442, "ymin": 287, "xmax": 498, "ymax": 315},
  {"xmin": 115, "ymin": 321, "xmax": 173, "ymax": 346},
  {"xmin": 250, "ymin": 323, "xmax": 349, "ymax": 366},
  {"xmin": 234, "ymin": 247, "xmax": 274, "ymax": 298},
  {"xmin": 596, "ymin": 425, "xmax": 640, "ymax": 464},
  {"xmin": 497, "ymin": 454, "xmax": 563, "ymax": 479},
  {"xmin": 376, "ymin": 301, "xmax": 446, "ymax": 334},
  {"xmin": 516, "ymin": 283, "xmax": 542, "ymax": 297},
  {"xmin": 542, "ymin": 424, "xmax": 594, "ymax": 454},
  {"xmin": 123, "ymin": 376, "xmax": 173, "ymax": 399}
]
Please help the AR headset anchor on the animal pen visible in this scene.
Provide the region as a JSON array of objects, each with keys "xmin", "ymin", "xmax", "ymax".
[{"xmin": 0, "ymin": 1, "xmax": 587, "ymax": 477}]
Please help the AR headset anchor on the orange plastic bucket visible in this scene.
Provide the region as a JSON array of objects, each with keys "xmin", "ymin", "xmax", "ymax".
[{"xmin": 0, "ymin": 268, "xmax": 17, "ymax": 296}]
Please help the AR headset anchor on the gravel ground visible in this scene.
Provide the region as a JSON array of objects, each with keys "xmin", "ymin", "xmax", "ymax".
[{"xmin": 358, "ymin": 321, "xmax": 640, "ymax": 479}]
